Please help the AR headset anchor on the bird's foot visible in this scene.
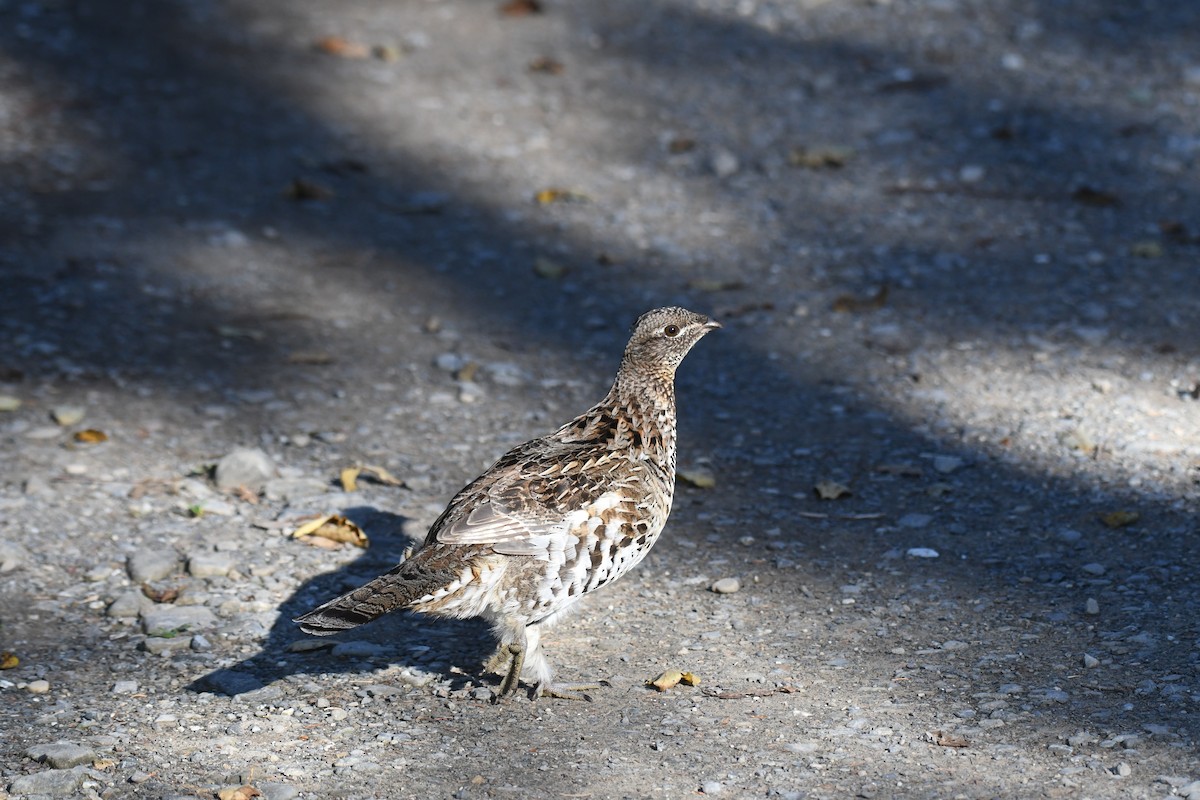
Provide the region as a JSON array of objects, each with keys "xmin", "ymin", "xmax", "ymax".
[{"xmin": 535, "ymin": 682, "xmax": 598, "ymax": 702}]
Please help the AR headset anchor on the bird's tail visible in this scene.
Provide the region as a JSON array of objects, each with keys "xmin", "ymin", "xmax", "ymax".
[{"xmin": 293, "ymin": 551, "xmax": 454, "ymax": 635}]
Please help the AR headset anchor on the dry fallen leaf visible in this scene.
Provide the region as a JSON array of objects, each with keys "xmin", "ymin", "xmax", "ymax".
[
  {"xmin": 1130, "ymin": 240, "xmax": 1163, "ymax": 259},
  {"xmin": 1100, "ymin": 510, "xmax": 1139, "ymax": 529},
  {"xmin": 73, "ymin": 429, "xmax": 108, "ymax": 444},
  {"xmin": 534, "ymin": 188, "xmax": 588, "ymax": 205},
  {"xmin": 528, "ymin": 56, "xmax": 564, "ymax": 74},
  {"xmin": 91, "ymin": 758, "xmax": 116, "ymax": 770},
  {"xmin": 788, "ymin": 145, "xmax": 854, "ymax": 169},
  {"xmin": 499, "ymin": 0, "xmax": 542, "ymax": 16},
  {"xmin": 314, "ymin": 36, "xmax": 370, "ymax": 59},
  {"xmin": 141, "ymin": 584, "xmax": 180, "ymax": 604},
  {"xmin": 51, "ymin": 405, "xmax": 86, "ymax": 426},
  {"xmin": 455, "ymin": 362, "xmax": 479, "ymax": 383},
  {"xmin": 0, "ymin": 395, "xmax": 20, "ymax": 412},
  {"xmin": 930, "ymin": 730, "xmax": 970, "ymax": 748},
  {"xmin": 1072, "ymin": 186, "xmax": 1121, "ymax": 208},
  {"xmin": 678, "ymin": 468, "xmax": 715, "ymax": 489},
  {"xmin": 340, "ymin": 467, "xmax": 361, "ymax": 493},
  {"xmin": 649, "ymin": 670, "xmax": 684, "ymax": 691},
  {"xmin": 287, "ymin": 351, "xmax": 335, "ymax": 366},
  {"xmin": 813, "ymin": 480, "xmax": 852, "ymax": 500},
  {"xmin": 533, "ymin": 257, "xmax": 567, "ymax": 279},
  {"xmin": 217, "ymin": 786, "xmax": 263, "ymax": 800},
  {"xmin": 832, "ymin": 285, "xmax": 889, "ymax": 313},
  {"xmin": 359, "ymin": 464, "xmax": 405, "ymax": 487},
  {"xmin": 373, "ymin": 44, "xmax": 403, "ymax": 62},
  {"xmin": 291, "ymin": 514, "xmax": 369, "ymax": 548},
  {"xmin": 214, "ymin": 325, "xmax": 265, "ymax": 341},
  {"xmin": 680, "ymin": 672, "xmax": 700, "ymax": 686},
  {"xmin": 284, "ymin": 178, "xmax": 335, "ymax": 201},
  {"xmin": 0, "ymin": 652, "xmax": 19, "ymax": 670},
  {"xmin": 687, "ymin": 279, "xmax": 746, "ymax": 293}
]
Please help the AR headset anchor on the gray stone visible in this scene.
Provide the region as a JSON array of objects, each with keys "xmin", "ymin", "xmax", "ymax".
[
  {"xmin": 710, "ymin": 577, "xmax": 741, "ymax": 594},
  {"xmin": 701, "ymin": 780, "xmax": 724, "ymax": 794},
  {"xmin": 107, "ymin": 590, "xmax": 154, "ymax": 619},
  {"xmin": 1083, "ymin": 653, "xmax": 1100, "ymax": 669},
  {"xmin": 260, "ymin": 783, "xmax": 302, "ymax": 800},
  {"xmin": 7, "ymin": 765, "xmax": 90, "ymax": 795},
  {"xmin": 142, "ymin": 635, "xmax": 194, "ymax": 655},
  {"xmin": 1179, "ymin": 780, "xmax": 1200, "ymax": 799},
  {"xmin": 25, "ymin": 741, "xmax": 96, "ymax": 769},
  {"xmin": 0, "ymin": 541, "xmax": 31, "ymax": 573},
  {"xmin": 111, "ymin": 680, "xmax": 138, "ymax": 694},
  {"xmin": 126, "ymin": 549, "xmax": 178, "ymax": 583},
  {"xmin": 186, "ymin": 551, "xmax": 236, "ymax": 578},
  {"xmin": 214, "ymin": 447, "xmax": 276, "ymax": 491},
  {"xmin": 1085, "ymin": 598, "xmax": 1100, "ymax": 615},
  {"xmin": 141, "ymin": 605, "xmax": 217, "ymax": 634},
  {"xmin": 1081, "ymin": 562, "xmax": 1106, "ymax": 576},
  {"xmin": 263, "ymin": 477, "xmax": 330, "ymax": 503},
  {"xmin": 898, "ymin": 513, "xmax": 933, "ymax": 528},
  {"xmin": 190, "ymin": 634, "xmax": 213, "ymax": 651}
]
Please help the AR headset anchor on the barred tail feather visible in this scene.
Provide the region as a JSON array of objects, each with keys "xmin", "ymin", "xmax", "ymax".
[{"xmin": 293, "ymin": 555, "xmax": 454, "ymax": 635}]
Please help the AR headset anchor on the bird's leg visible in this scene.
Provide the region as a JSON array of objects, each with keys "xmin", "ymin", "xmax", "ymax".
[{"xmin": 498, "ymin": 643, "xmax": 525, "ymax": 698}]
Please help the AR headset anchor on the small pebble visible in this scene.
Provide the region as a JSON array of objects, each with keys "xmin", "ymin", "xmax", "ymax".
[
  {"xmin": 1081, "ymin": 563, "xmax": 1106, "ymax": 576},
  {"xmin": 700, "ymin": 781, "xmax": 724, "ymax": 795},
  {"xmin": 214, "ymin": 447, "xmax": 276, "ymax": 491},
  {"xmin": 906, "ymin": 547, "xmax": 939, "ymax": 558},
  {"xmin": 1083, "ymin": 653, "xmax": 1100, "ymax": 669},
  {"xmin": 898, "ymin": 514, "xmax": 932, "ymax": 529},
  {"xmin": 25, "ymin": 741, "xmax": 97, "ymax": 769},
  {"xmin": 112, "ymin": 680, "xmax": 138, "ymax": 694},
  {"xmin": 50, "ymin": 405, "xmax": 86, "ymax": 426},
  {"xmin": 27, "ymin": 679, "xmax": 51, "ymax": 693},
  {"xmin": 1085, "ymin": 598, "xmax": 1100, "ymax": 615},
  {"xmin": 1113, "ymin": 762, "xmax": 1131, "ymax": 777},
  {"xmin": 710, "ymin": 149, "xmax": 739, "ymax": 179},
  {"xmin": 710, "ymin": 577, "xmax": 740, "ymax": 594},
  {"xmin": 126, "ymin": 549, "xmax": 179, "ymax": 583}
]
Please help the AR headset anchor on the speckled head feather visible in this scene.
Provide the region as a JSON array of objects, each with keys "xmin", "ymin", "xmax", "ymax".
[{"xmin": 620, "ymin": 306, "xmax": 720, "ymax": 378}]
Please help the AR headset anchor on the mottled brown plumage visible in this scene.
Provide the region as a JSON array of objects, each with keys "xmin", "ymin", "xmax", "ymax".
[{"xmin": 294, "ymin": 307, "xmax": 719, "ymax": 698}]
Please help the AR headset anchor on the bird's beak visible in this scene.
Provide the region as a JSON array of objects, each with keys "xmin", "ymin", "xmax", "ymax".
[{"xmin": 702, "ymin": 318, "xmax": 722, "ymax": 332}]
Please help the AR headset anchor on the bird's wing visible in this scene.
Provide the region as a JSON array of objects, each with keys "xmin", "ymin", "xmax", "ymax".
[{"xmin": 434, "ymin": 501, "xmax": 578, "ymax": 560}]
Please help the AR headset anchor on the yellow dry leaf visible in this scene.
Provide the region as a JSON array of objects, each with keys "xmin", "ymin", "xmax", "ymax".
[
  {"xmin": 359, "ymin": 464, "xmax": 405, "ymax": 486},
  {"xmin": 287, "ymin": 351, "xmax": 335, "ymax": 366},
  {"xmin": 1100, "ymin": 510, "xmax": 1139, "ymax": 529},
  {"xmin": 678, "ymin": 468, "xmax": 715, "ymax": 489},
  {"xmin": 0, "ymin": 652, "xmax": 19, "ymax": 669},
  {"xmin": 649, "ymin": 670, "xmax": 684, "ymax": 691},
  {"xmin": 314, "ymin": 35, "xmax": 370, "ymax": 59},
  {"xmin": 813, "ymin": 480, "xmax": 852, "ymax": 500},
  {"xmin": 455, "ymin": 362, "xmax": 479, "ymax": 382},
  {"xmin": 73, "ymin": 429, "xmax": 109, "ymax": 444},
  {"xmin": 340, "ymin": 467, "xmax": 361, "ymax": 493},
  {"xmin": 533, "ymin": 257, "xmax": 567, "ymax": 279},
  {"xmin": 51, "ymin": 405, "xmax": 86, "ymax": 426},
  {"xmin": 679, "ymin": 672, "xmax": 700, "ymax": 686},
  {"xmin": 217, "ymin": 786, "xmax": 263, "ymax": 800},
  {"xmin": 534, "ymin": 188, "xmax": 588, "ymax": 204},
  {"xmin": 0, "ymin": 395, "xmax": 20, "ymax": 412},
  {"xmin": 91, "ymin": 758, "xmax": 116, "ymax": 770},
  {"xmin": 291, "ymin": 514, "xmax": 369, "ymax": 548}
]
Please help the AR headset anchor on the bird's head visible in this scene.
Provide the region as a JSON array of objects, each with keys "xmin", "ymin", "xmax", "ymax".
[{"xmin": 620, "ymin": 306, "xmax": 720, "ymax": 377}]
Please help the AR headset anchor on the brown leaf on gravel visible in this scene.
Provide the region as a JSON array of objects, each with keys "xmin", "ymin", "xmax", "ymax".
[
  {"xmin": 0, "ymin": 652, "xmax": 19, "ymax": 669},
  {"xmin": 930, "ymin": 730, "xmax": 970, "ymax": 748},
  {"xmin": 1071, "ymin": 186, "xmax": 1121, "ymax": 208},
  {"xmin": 687, "ymin": 279, "xmax": 746, "ymax": 292},
  {"xmin": 291, "ymin": 514, "xmax": 369, "ymax": 548},
  {"xmin": 813, "ymin": 480, "xmax": 852, "ymax": 500},
  {"xmin": 499, "ymin": 0, "xmax": 542, "ymax": 16},
  {"xmin": 678, "ymin": 468, "xmax": 715, "ymax": 489},
  {"xmin": 533, "ymin": 257, "xmax": 567, "ymax": 279},
  {"xmin": 217, "ymin": 786, "xmax": 263, "ymax": 800},
  {"xmin": 284, "ymin": 178, "xmax": 334, "ymax": 202},
  {"xmin": 832, "ymin": 285, "xmax": 888, "ymax": 313},
  {"xmin": 528, "ymin": 56, "xmax": 564, "ymax": 74},
  {"xmin": 788, "ymin": 145, "xmax": 854, "ymax": 169},
  {"xmin": 340, "ymin": 467, "xmax": 361, "ymax": 493},
  {"xmin": 679, "ymin": 671, "xmax": 700, "ymax": 686},
  {"xmin": 649, "ymin": 670, "xmax": 684, "ymax": 691},
  {"xmin": 141, "ymin": 584, "xmax": 179, "ymax": 604},
  {"xmin": 534, "ymin": 188, "xmax": 588, "ymax": 205},
  {"xmin": 1100, "ymin": 510, "xmax": 1139, "ymax": 529},
  {"xmin": 73, "ymin": 428, "xmax": 108, "ymax": 443},
  {"xmin": 231, "ymin": 485, "xmax": 260, "ymax": 504},
  {"xmin": 286, "ymin": 351, "xmax": 335, "ymax": 366},
  {"xmin": 314, "ymin": 36, "xmax": 371, "ymax": 59}
]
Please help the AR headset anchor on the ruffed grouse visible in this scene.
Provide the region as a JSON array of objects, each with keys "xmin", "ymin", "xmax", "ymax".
[{"xmin": 295, "ymin": 307, "xmax": 719, "ymax": 698}]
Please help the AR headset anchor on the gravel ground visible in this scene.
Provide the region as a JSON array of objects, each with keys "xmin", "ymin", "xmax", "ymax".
[{"xmin": 2, "ymin": 0, "xmax": 1200, "ymax": 798}]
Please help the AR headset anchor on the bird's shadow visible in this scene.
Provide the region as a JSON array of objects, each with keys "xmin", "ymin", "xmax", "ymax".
[{"xmin": 188, "ymin": 506, "xmax": 497, "ymax": 699}]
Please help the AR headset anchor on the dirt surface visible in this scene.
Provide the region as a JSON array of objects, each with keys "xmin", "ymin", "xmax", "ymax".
[{"xmin": 2, "ymin": 0, "xmax": 1200, "ymax": 797}]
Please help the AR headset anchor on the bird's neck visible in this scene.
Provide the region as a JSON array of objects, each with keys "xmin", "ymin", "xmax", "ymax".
[{"xmin": 602, "ymin": 366, "xmax": 678, "ymax": 465}]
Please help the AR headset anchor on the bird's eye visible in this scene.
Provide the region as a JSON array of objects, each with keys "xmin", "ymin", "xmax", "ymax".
[{"xmin": 664, "ymin": 324, "xmax": 681, "ymax": 337}]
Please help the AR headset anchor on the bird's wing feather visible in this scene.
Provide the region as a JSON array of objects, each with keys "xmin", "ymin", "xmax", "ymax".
[{"xmin": 435, "ymin": 501, "xmax": 576, "ymax": 561}]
